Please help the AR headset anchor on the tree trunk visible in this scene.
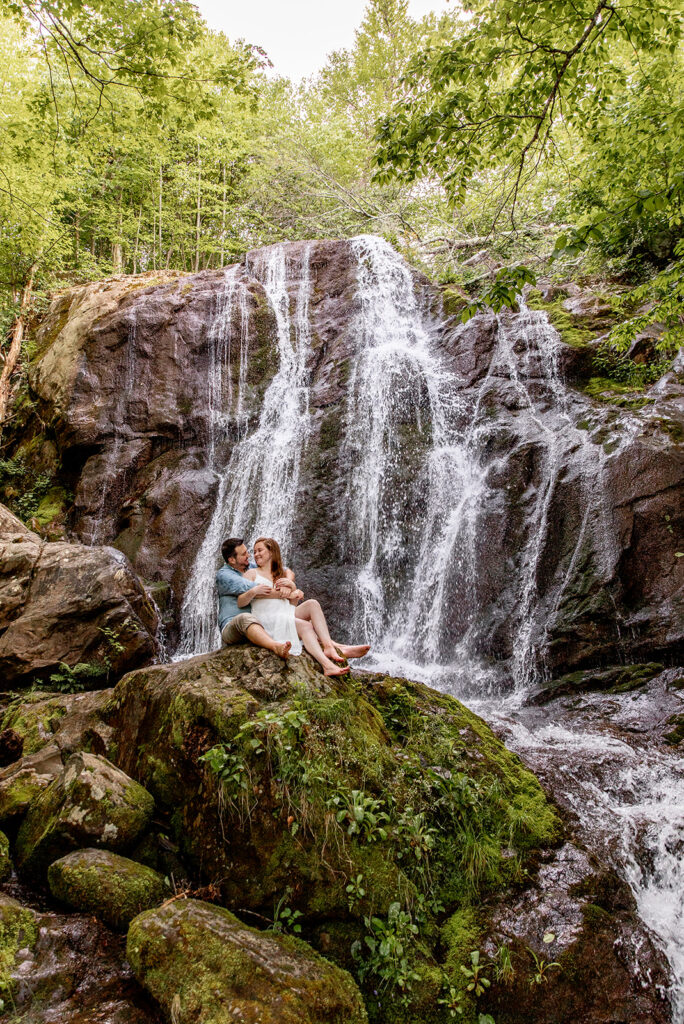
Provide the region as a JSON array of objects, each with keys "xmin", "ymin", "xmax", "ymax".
[
  {"xmin": 0, "ymin": 266, "xmax": 35, "ymax": 431},
  {"xmin": 74, "ymin": 211, "xmax": 80, "ymax": 266},
  {"xmin": 194, "ymin": 140, "xmax": 202, "ymax": 274},
  {"xmin": 220, "ymin": 162, "xmax": 227, "ymax": 266},
  {"xmin": 159, "ymin": 161, "xmax": 163, "ymax": 260}
]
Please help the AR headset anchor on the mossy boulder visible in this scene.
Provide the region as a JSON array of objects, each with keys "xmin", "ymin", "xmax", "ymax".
[
  {"xmin": 106, "ymin": 646, "xmax": 559, "ymax": 1021},
  {"xmin": 1, "ymin": 691, "xmax": 71, "ymax": 756},
  {"xmin": 16, "ymin": 751, "xmax": 154, "ymax": 878},
  {"xmin": 0, "ymin": 896, "xmax": 38, "ymax": 1000},
  {"xmin": 127, "ymin": 898, "xmax": 368, "ymax": 1024},
  {"xmin": 0, "ymin": 758, "xmax": 56, "ymax": 826},
  {"xmin": 48, "ymin": 848, "xmax": 167, "ymax": 930}
]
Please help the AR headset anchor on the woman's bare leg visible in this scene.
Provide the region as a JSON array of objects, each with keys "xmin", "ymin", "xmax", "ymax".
[
  {"xmin": 296, "ymin": 620, "xmax": 349, "ymax": 676},
  {"xmin": 331, "ymin": 641, "xmax": 371, "ymax": 659},
  {"xmin": 294, "ymin": 600, "xmax": 346, "ymax": 662}
]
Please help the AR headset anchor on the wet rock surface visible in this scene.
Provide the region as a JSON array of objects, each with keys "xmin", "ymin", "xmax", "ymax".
[
  {"xmin": 0, "ymin": 503, "xmax": 159, "ymax": 688},
  {"xmin": 127, "ymin": 898, "xmax": 368, "ymax": 1024},
  {"xmin": 0, "ymin": 896, "xmax": 161, "ymax": 1024}
]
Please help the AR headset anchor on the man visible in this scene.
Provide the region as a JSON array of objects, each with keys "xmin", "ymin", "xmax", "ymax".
[{"xmin": 217, "ymin": 537, "xmax": 294, "ymax": 659}]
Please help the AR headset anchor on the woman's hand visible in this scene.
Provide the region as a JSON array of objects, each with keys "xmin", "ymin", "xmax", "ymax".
[{"xmin": 289, "ymin": 588, "xmax": 304, "ymax": 604}]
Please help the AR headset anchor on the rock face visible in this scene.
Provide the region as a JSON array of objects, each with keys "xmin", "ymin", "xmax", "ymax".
[
  {"xmin": 0, "ymin": 896, "xmax": 160, "ymax": 1023},
  {"xmin": 16, "ymin": 751, "xmax": 154, "ymax": 876},
  {"xmin": 5, "ymin": 240, "xmax": 681, "ymax": 677},
  {"xmin": 127, "ymin": 898, "xmax": 368, "ymax": 1024},
  {"xmin": 0, "ymin": 503, "xmax": 160, "ymax": 687},
  {"xmin": 48, "ymin": 848, "xmax": 167, "ymax": 930}
]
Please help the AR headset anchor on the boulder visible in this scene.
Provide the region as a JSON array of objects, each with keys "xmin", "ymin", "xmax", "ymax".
[
  {"xmin": 0, "ymin": 688, "xmax": 114, "ymax": 759},
  {"xmin": 0, "ymin": 895, "xmax": 38, "ymax": 995},
  {"xmin": 0, "ymin": 745, "xmax": 62, "ymax": 826},
  {"xmin": 0, "ymin": 503, "xmax": 160, "ymax": 687},
  {"xmin": 16, "ymin": 751, "xmax": 154, "ymax": 877},
  {"xmin": 48, "ymin": 848, "xmax": 167, "ymax": 930},
  {"xmin": 127, "ymin": 898, "xmax": 368, "ymax": 1024}
]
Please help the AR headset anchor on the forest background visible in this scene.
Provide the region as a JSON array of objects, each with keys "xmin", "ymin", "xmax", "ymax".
[{"xmin": 0, "ymin": 0, "xmax": 683, "ymax": 424}]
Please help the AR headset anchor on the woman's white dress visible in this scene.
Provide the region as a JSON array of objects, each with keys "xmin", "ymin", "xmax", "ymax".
[{"xmin": 250, "ymin": 573, "xmax": 303, "ymax": 655}]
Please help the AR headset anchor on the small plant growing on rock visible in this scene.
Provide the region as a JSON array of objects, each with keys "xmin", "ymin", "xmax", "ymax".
[
  {"xmin": 437, "ymin": 981, "xmax": 465, "ymax": 1017},
  {"xmin": 527, "ymin": 948, "xmax": 561, "ymax": 986},
  {"xmin": 345, "ymin": 873, "xmax": 366, "ymax": 910},
  {"xmin": 271, "ymin": 887, "xmax": 303, "ymax": 935},
  {"xmin": 460, "ymin": 950, "xmax": 492, "ymax": 997},
  {"xmin": 328, "ymin": 789, "xmax": 390, "ymax": 843},
  {"xmin": 352, "ymin": 902, "xmax": 420, "ymax": 994},
  {"xmin": 47, "ymin": 660, "xmax": 109, "ymax": 693}
]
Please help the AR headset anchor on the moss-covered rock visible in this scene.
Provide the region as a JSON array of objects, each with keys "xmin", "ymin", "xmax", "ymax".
[
  {"xmin": 1, "ymin": 691, "xmax": 71, "ymax": 756},
  {"xmin": 0, "ymin": 830, "xmax": 11, "ymax": 881},
  {"xmin": 0, "ymin": 762, "xmax": 55, "ymax": 825},
  {"xmin": 127, "ymin": 898, "xmax": 368, "ymax": 1024},
  {"xmin": 48, "ymin": 848, "xmax": 167, "ymax": 930},
  {"xmin": 0, "ymin": 896, "xmax": 38, "ymax": 1000},
  {"xmin": 106, "ymin": 646, "xmax": 559, "ymax": 1021},
  {"xmin": 16, "ymin": 751, "xmax": 154, "ymax": 878}
]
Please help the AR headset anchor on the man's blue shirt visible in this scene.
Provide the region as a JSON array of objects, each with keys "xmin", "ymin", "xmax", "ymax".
[{"xmin": 216, "ymin": 565, "xmax": 256, "ymax": 630}]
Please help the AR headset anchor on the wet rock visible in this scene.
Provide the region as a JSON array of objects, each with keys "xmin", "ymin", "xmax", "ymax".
[
  {"xmin": 16, "ymin": 751, "xmax": 154, "ymax": 878},
  {"xmin": 127, "ymin": 898, "xmax": 368, "ymax": 1024},
  {"xmin": 481, "ymin": 844, "xmax": 671, "ymax": 1023},
  {"xmin": 2, "ymin": 898, "xmax": 161, "ymax": 1023},
  {"xmin": 48, "ymin": 849, "xmax": 167, "ymax": 930},
  {"xmin": 0, "ymin": 688, "xmax": 114, "ymax": 762},
  {"xmin": 0, "ymin": 503, "xmax": 160, "ymax": 688},
  {"xmin": 527, "ymin": 661, "xmax": 665, "ymax": 705}
]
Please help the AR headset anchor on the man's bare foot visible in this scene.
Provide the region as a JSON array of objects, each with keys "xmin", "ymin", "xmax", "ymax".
[
  {"xmin": 274, "ymin": 641, "xmax": 291, "ymax": 660},
  {"xmin": 334, "ymin": 643, "xmax": 370, "ymax": 659},
  {"xmin": 323, "ymin": 645, "xmax": 346, "ymax": 663},
  {"xmin": 324, "ymin": 663, "xmax": 351, "ymax": 677}
]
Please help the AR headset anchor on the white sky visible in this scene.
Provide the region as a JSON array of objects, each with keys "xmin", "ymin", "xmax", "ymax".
[{"xmin": 195, "ymin": 0, "xmax": 451, "ymax": 80}]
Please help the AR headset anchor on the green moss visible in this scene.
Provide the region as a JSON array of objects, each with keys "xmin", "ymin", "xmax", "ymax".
[
  {"xmin": 1, "ymin": 692, "xmax": 69, "ymax": 755},
  {"xmin": 33, "ymin": 485, "xmax": 69, "ymax": 527},
  {"xmin": 0, "ymin": 898, "xmax": 38, "ymax": 997},
  {"xmin": 0, "ymin": 773, "xmax": 48, "ymax": 825},
  {"xmin": 48, "ymin": 850, "xmax": 167, "ymax": 930},
  {"xmin": 663, "ymin": 714, "xmax": 684, "ymax": 746},
  {"xmin": 439, "ymin": 907, "xmax": 482, "ymax": 1023},
  {"xmin": 582, "ymin": 377, "xmax": 651, "ymax": 408},
  {"xmin": 127, "ymin": 899, "xmax": 368, "ymax": 1024},
  {"xmin": 526, "ymin": 292, "xmax": 597, "ymax": 349},
  {"xmin": 0, "ymin": 832, "xmax": 10, "ymax": 882}
]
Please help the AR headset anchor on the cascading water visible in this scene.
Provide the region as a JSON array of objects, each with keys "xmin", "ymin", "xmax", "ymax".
[
  {"xmin": 169, "ymin": 234, "xmax": 682, "ymax": 1014},
  {"xmin": 176, "ymin": 243, "xmax": 312, "ymax": 657},
  {"xmin": 338, "ymin": 237, "xmax": 683, "ymax": 1015}
]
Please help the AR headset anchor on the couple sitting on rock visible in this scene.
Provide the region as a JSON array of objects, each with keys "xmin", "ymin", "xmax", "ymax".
[{"xmin": 216, "ymin": 536, "xmax": 370, "ymax": 676}]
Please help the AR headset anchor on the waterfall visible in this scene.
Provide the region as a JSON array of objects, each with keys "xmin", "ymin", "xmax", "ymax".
[{"xmin": 176, "ymin": 243, "xmax": 312, "ymax": 657}]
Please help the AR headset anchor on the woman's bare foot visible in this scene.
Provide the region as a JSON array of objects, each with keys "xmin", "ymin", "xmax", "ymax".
[
  {"xmin": 334, "ymin": 643, "xmax": 370, "ymax": 659},
  {"xmin": 323, "ymin": 645, "xmax": 346, "ymax": 663},
  {"xmin": 274, "ymin": 641, "xmax": 291, "ymax": 660},
  {"xmin": 323, "ymin": 662, "xmax": 351, "ymax": 677}
]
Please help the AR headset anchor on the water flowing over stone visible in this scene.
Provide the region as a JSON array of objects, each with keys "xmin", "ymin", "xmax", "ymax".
[{"xmin": 177, "ymin": 244, "xmax": 313, "ymax": 657}]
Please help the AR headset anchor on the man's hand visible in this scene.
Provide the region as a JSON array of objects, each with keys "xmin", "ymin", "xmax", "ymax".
[
  {"xmin": 289, "ymin": 588, "xmax": 304, "ymax": 604},
  {"xmin": 251, "ymin": 583, "xmax": 276, "ymax": 598}
]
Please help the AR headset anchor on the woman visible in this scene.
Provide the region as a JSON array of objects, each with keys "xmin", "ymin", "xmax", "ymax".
[{"xmin": 246, "ymin": 537, "xmax": 352, "ymax": 677}]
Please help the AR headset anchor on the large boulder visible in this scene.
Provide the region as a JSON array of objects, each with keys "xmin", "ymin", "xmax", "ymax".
[
  {"xmin": 0, "ymin": 503, "xmax": 160, "ymax": 688},
  {"xmin": 127, "ymin": 898, "xmax": 368, "ymax": 1024},
  {"xmin": 16, "ymin": 751, "xmax": 154, "ymax": 877},
  {"xmin": 0, "ymin": 688, "xmax": 113, "ymax": 760},
  {"xmin": 48, "ymin": 848, "xmax": 167, "ymax": 930}
]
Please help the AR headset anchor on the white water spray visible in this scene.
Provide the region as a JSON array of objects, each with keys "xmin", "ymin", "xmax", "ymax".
[{"xmin": 177, "ymin": 244, "xmax": 312, "ymax": 657}]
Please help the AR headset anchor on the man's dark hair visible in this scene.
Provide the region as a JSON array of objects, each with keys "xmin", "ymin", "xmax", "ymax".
[{"xmin": 221, "ymin": 537, "xmax": 244, "ymax": 563}]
